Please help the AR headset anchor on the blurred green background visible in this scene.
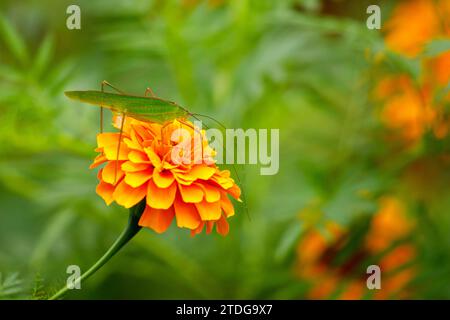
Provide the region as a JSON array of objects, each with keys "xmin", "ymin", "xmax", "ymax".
[{"xmin": 1, "ymin": 0, "xmax": 449, "ymax": 299}]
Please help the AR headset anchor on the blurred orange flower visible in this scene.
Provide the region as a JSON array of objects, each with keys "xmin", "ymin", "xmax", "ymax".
[
  {"xmin": 384, "ymin": 0, "xmax": 450, "ymax": 57},
  {"xmin": 90, "ymin": 117, "xmax": 241, "ymax": 236},
  {"xmin": 378, "ymin": 0, "xmax": 450, "ymax": 143},
  {"xmin": 296, "ymin": 196, "xmax": 416, "ymax": 299},
  {"xmin": 376, "ymin": 76, "xmax": 436, "ymax": 142}
]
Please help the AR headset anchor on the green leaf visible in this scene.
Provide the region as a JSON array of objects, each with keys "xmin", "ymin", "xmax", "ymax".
[
  {"xmin": 30, "ymin": 209, "xmax": 75, "ymax": 267},
  {"xmin": 385, "ymin": 50, "xmax": 421, "ymax": 80},
  {"xmin": 0, "ymin": 13, "xmax": 29, "ymax": 66},
  {"xmin": 31, "ymin": 34, "xmax": 54, "ymax": 78},
  {"xmin": 0, "ymin": 272, "xmax": 23, "ymax": 299},
  {"xmin": 275, "ymin": 222, "xmax": 303, "ymax": 263}
]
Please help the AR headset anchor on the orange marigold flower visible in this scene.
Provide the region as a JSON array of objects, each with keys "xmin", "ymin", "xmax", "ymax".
[
  {"xmin": 379, "ymin": 0, "xmax": 450, "ymax": 142},
  {"xmin": 90, "ymin": 117, "xmax": 241, "ymax": 236},
  {"xmin": 295, "ymin": 196, "xmax": 416, "ymax": 299},
  {"xmin": 384, "ymin": 0, "xmax": 450, "ymax": 57},
  {"xmin": 376, "ymin": 76, "xmax": 436, "ymax": 142}
]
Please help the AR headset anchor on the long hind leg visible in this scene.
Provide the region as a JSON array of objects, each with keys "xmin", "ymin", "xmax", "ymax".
[
  {"xmin": 99, "ymin": 81, "xmax": 127, "ymax": 184},
  {"xmin": 114, "ymin": 112, "xmax": 126, "ymax": 184},
  {"xmin": 100, "ymin": 80, "xmax": 125, "ymax": 133}
]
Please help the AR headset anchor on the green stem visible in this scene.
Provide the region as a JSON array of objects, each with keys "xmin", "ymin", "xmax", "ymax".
[{"xmin": 49, "ymin": 202, "xmax": 146, "ymax": 300}]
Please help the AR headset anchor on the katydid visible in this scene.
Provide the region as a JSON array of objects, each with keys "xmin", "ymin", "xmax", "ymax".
[
  {"xmin": 64, "ymin": 90, "xmax": 190, "ymax": 124},
  {"xmin": 65, "ymin": 81, "xmax": 205, "ymax": 180},
  {"xmin": 64, "ymin": 81, "xmax": 224, "ymax": 131}
]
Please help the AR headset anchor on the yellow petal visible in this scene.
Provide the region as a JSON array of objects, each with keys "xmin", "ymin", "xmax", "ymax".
[
  {"xmin": 211, "ymin": 172, "xmax": 235, "ymax": 189},
  {"xmin": 121, "ymin": 161, "xmax": 149, "ymax": 173},
  {"xmin": 173, "ymin": 195, "xmax": 201, "ymax": 229},
  {"xmin": 138, "ymin": 205, "xmax": 175, "ymax": 233},
  {"xmin": 133, "ymin": 123, "xmax": 156, "ymax": 141},
  {"xmin": 124, "ymin": 169, "xmax": 153, "ymax": 188},
  {"xmin": 196, "ymin": 183, "xmax": 220, "ymax": 202},
  {"xmin": 98, "ymin": 132, "xmax": 131, "ymax": 161},
  {"xmin": 102, "ymin": 161, "xmax": 125, "ymax": 185},
  {"xmin": 147, "ymin": 179, "xmax": 177, "ymax": 209},
  {"xmin": 190, "ymin": 222, "xmax": 204, "ymax": 237},
  {"xmin": 103, "ymin": 142, "xmax": 130, "ymax": 161},
  {"xmin": 90, "ymin": 154, "xmax": 108, "ymax": 169},
  {"xmin": 113, "ymin": 180, "xmax": 147, "ymax": 208},
  {"xmin": 189, "ymin": 165, "xmax": 216, "ymax": 180},
  {"xmin": 96, "ymin": 179, "xmax": 115, "ymax": 205},
  {"xmin": 195, "ymin": 199, "xmax": 221, "ymax": 220},
  {"xmin": 97, "ymin": 133, "xmax": 120, "ymax": 148},
  {"xmin": 128, "ymin": 150, "xmax": 150, "ymax": 164},
  {"xmin": 179, "ymin": 183, "xmax": 204, "ymax": 203},
  {"xmin": 173, "ymin": 170, "xmax": 197, "ymax": 185},
  {"xmin": 123, "ymin": 136, "xmax": 142, "ymax": 151},
  {"xmin": 144, "ymin": 147, "xmax": 162, "ymax": 168},
  {"xmin": 153, "ymin": 169, "xmax": 175, "ymax": 188},
  {"xmin": 220, "ymin": 192, "xmax": 235, "ymax": 217},
  {"xmin": 227, "ymin": 184, "xmax": 242, "ymax": 200}
]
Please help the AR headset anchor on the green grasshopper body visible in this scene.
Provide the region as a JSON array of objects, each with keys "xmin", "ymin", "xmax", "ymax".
[{"xmin": 65, "ymin": 90, "xmax": 190, "ymax": 123}]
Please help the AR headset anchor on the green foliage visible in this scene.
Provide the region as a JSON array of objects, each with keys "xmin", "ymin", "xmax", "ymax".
[
  {"xmin": 0, "ymin": 273, "xmax": 24, "ymax": 299},
  {"xmin": 0, "ymin": 0, "xmax": 449, "ymax": 299}
]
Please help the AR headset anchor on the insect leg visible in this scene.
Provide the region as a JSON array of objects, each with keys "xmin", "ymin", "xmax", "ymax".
[
  {"xmin": 114, "ymin": 113, "xmax": 126, "ymax": 184},
  {"xmin": 102, "ymin": 80, "xmax": 126, "ymax": 94},
  {"xmin": 99, "ymin": 81, "xmax": 125, "ymax": 133},
  {"xmin": 144, "ymin": 87, "xmax": 156, "ymax": 97},
  {"xmin": 160, "ymin": 121, "xmax": 173, "ymax": 146}
]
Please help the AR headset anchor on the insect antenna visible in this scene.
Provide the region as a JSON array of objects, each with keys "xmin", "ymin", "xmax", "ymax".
[{"xmin": 190, "ymin": 113, "xmax": 250, "ymax": 220}]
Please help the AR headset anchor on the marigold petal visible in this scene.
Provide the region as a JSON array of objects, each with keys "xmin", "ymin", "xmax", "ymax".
[
  {"xmin": 173, "ymin": 170, "xmax": 197, "ymax": 185},
  {"xmin": 124, "ymin": 169, "xmax": 153, "ymax": 188},
  {"xmin": 96, "ymin": 179, "xmax": 115, "ymax": 205},
  {"xmin": 113, "ymin": 180, "xmax": 147, "ymax": 208},
  {"xmin": 133, "ymin": 123, "xmax": 156, "ymax": 141},
  {"xmin": 153, "ymin": 169, "xmax": 175, "ymax": 188},
  {"xmin": 206, "ymin": 221, "xmax": 214, "ymax": 234},
  {"xmin": 220, "ymin": 192, "xmax": 235, "ymax": 217},
  {"xmin": 147, "ymin": 179, "xmax": 177, "ymax": 209},
  {"xmin": 98, "ymin": 132, "xmax": 131, "ymax": 161},
  {"xmin": 173, "ymin": 195, "xmax": 202, "ymax": 229},
  {"xmin": 197, "ymin": 183, "xmax": 220, "ymax": 202},
  {"xmin": 90, "ymin": 154, "xmax": 108, "ymax": 169},
  {"xmin": 216, "ymin": 215, "xmax": 229, "ymax": 236},
  {"xmin": 138, "ymin": 205, "xmax": 175, "ymax": 233},
  {"xmin": 227, "ymin": 184, "xmax": 242, "ymax": 201},
  {"xmin": 195, "ymin": 199, "xmax": 221, "ymax": 220},
  {"xmin": 191, "ymin": 222, "xmax": 205, "ymax": 237},
  {"xmin": 189, "ymin": 165, "xmax": 216, "ymax": 180},
  {"xmin": 102, "ymin": 161, "xmax": 125, "ymax": 185},
  {"xmin": 144, "ymin": 147, "xmax": 162, "ymax": 168},
  {"xmin": 97, "ymin": 133, "xmax": 119, "ymax": 148},
  {"xmin": 128, "ymin": 150, "xmax": 150, "ymax": 164},
  {"xmin": 211, "ymin": 171, "xmax": 235, "ymax": 189},
  {"xmin": 179, "ymin": 183, "xmax": 204, "ymax": 203},
  {"xmin": 121, "ymin": 161, "xmax": 149, "ymax": 173},
  {"xmin": 123, "ymin": 136, "xmax": 142, "ymax": 151}
]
